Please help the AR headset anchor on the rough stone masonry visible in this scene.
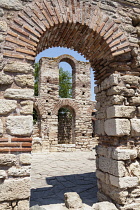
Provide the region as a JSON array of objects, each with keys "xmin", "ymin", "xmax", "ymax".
[
  {"xmin": 0, "ymin": 0, "xmax": 140, "ymax": 209},
  {"xmin": 33, "ymin": 54, "xmax": 97, "ymax": 152}
]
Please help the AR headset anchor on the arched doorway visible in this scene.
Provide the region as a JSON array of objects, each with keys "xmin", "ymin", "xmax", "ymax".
[
  {"xmin": 58, "ymin": 106, "xmax": 75, "ymax": 144},
  {"xmin": 1, "ymin": 1, "xmax": 139, "ymax": 209}
]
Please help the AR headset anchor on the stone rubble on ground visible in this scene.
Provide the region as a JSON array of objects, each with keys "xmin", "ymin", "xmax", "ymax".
[{"xmin": 64, "ymin": 192, "xmax": 83, "ymax": 209}]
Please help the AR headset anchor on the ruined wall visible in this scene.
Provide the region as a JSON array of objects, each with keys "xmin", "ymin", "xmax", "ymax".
[
  {"xmin": 0, "ymin": 0, "xmax": 140, "ymax": 209},
  {"xmin": 95, "ymin": 74, "xmax": 140, "ymax": 209},
  {"xmin": 33, "ymin": 55, "xmax": 97, "ymax": 152}
]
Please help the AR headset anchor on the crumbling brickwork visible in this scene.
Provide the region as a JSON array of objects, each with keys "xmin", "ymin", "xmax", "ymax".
[{"xmin": 0, "ymin": 0, "xmax": 140, "ymax": 209}]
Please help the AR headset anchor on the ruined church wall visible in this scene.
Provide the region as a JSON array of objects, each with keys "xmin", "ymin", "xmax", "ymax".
[
  {"xmin": 33, "ymin": 55, "xmax": 97, "ymax": 152},
  {"xmin": 0, "ymin": 0, "xmax": 140, "ymax": 209}
]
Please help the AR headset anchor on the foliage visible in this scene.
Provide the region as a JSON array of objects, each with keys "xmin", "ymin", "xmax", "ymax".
[
  {"xmin": 34, "ymin": 63, "xmax": 39, "ymax": 96},
  {"xmin": 59, "ymin": 67, "xmax": 72, "ymax": 98},
  {"xmin": 34, "ymin": 64, "xmax": 72, "ymax": 98}
]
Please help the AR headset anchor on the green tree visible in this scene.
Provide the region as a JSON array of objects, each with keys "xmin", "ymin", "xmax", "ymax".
[
  {"xmin": 34, "ymin": 64, "xmax": 72, "ymax": 98},
  {"xmin": 59, "ymin": 67, "xmax": 72, "ymax": 98},
  {"xmin": 34, "ymin": 62, "xmax": 39, "ymax": 96}
]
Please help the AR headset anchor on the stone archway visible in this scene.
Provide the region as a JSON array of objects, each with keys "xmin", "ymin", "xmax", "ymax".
[{"xmin": 0, "ymin": 0, "xmax": 140, "ymax": 209}]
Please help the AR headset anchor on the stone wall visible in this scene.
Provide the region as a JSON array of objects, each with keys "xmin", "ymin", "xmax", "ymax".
[
  {"xmin": 33, "ymin": 55, "xmax": 97, "ymax": 152},
  {"xmin": 0, "ymin": 153, "xmax": 31, "ymax": 210},
  {"xmin": 95, "ymin": 74, "xmax": 140, "ymax": 209},
  {"xmin": 0, "ymin": 0, "xmax": 140, "ymax": 209}
]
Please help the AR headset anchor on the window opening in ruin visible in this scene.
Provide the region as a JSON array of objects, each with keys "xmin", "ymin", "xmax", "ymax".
[
  {"xmin": 59, "ymin": 62, "xmax": 72, "ymax": 98},
  {"xmin": 35, "ymin": 47, "xmax": 95, "ymax": 101},
  {"xmin": 58, "ymin": 107, "xmax": 75, "ymax": 144}
]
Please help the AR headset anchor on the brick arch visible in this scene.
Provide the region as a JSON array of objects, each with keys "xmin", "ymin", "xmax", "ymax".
[
  {"xmin": 56, "ymin": 54, "xmax": 78, "ymax": 71},
  {"xmin": 52, "ymin": 99, "xmax": 80, "ymax": 117},
  {"xmin": 4, "ymin": 0, "xmax": 130, "ymax": 81}
]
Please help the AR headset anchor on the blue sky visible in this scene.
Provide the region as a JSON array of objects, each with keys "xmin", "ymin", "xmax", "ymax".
[{"xmin": 36, "ymin": 47, "xmax": 95, "ymax": 101}]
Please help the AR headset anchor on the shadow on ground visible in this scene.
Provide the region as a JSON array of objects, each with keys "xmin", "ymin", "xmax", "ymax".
[{"xmin": 30, "ymin": 172, "xmax": 97, "ymax": 207}]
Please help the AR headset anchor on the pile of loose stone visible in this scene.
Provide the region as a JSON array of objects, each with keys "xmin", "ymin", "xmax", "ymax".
[{"xmin": 30, "ymin": 192, "xmax": 118, "ymax": 210}]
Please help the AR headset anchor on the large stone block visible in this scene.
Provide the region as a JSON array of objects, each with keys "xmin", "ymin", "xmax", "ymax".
[
  {"xmin": 98, "ymin": 156, "xmax": 126, "ymax": 177},
  {"xmin": 0, "ymin": 178, "xmax": 30, "ymax": 202},
  {"xmin": 0, "ymin": 202, "xmax": 12, "ymax": 210},
  {"xmin": 107, "ymin": 106, "xmax": 135, "ymax": 118},
  {"xmin": 96, "ymin": 145, "xmax": 109, "ymax": 157},
  {"xmin": 8, "ymin": 166, "xmax": 31, "ymax": 177},
  {"xmin": 64, "ymin": 192, "xmax": 83, "ymax": 209},
  {"xmin": 0, "ymin": 154, "xmax": 16, "ymax": 166},
  {"xmin": 0, "ymin": 170, "xmax": 7, "ymax": 179},
  {"xmin": 112, "ymin": 148, "xmax": 137, "ymax": 160},
  {"xmin": 20, "ymin": 101, "xmax": 33, "ymax": 115},
  {"xmin": 4, "ymin": 89, "xmax": 34, "ymax": 100},
  {"xmin": 0, "ymin": 34, "xmax": 4, "ymax": 43},
  {"xmin": 110, "ymin": 95, "xmax": 124, "ymax": 105},
  {"xmin": 131, "ymin": 119, "xmax": 140, "ymax": 136},
  {"xmin": 0, "ymin": 21, "xmax": 7, "ymax": 32},
  {"xmin": 99, "ymin": 181, "xmax": 128, "ymax": 205},
  {"xmin": 15, "ymin": 75, "xmax": 34, "ymax": 88},
  {"xmin": 18, "ymin": 200, "xmax": 29, "ymax": 210},
  {"xmin": 107, "ymin": 86, "xmax": 134, "ymax": 97},
  {"xmin": 6, "ymin": 116, "xmax": 33, "ymax": 136},
  {"xmin": 107, "ymin": 86, "xmax": 123, "ymax": 96},
  {"xmin": 101, "ymin": 74, "xmax": 120, "ymax": 91},
  {"xmin": 129, "ymin": 161, "xmax": 140, "ymax": 181},
  {"xmin": 0, "ymin": 0, "xmax": 23, "ymax": 10},
  {"xmin": 0, "ymin": 120, "xmax": 3, "ymax": 136},
  {"xmin": 122, "ymin": 75, "xmax": 139, "ymax": 86},
  {"xmin": 0, "ymin": 99, "xmax": 17, "ymax": 115},
  {"xmin": 92, "ymin": 201, "xmax": 118, "ymax": 210},
  {"xmin": 0, "ymin": 73, "xmax": 13, "ymax": 85},
  {"xmin": 96, "ymin": 170, "xmax": 106, "ymax": 183},
  {"xmin": 4, "ymin": 62, "xmax": 33, "ymax": 73},
  {"xmin": 110, "ymin": 175, "xmax": 139, "ymax": 188},
  {"xmin": 104, "ymin": 119, "xmax": 130, "ymax": 136},
  {"xmin": 129, "ymin": 97, "xmax": 140, "ymax": 105},
  {"xmin": 19, "ymin": 154, "xmax": 32, "ymax": 165},
  {"xmin": 0, "ymin": 8, "xmax": 4, "ymax": 17}
]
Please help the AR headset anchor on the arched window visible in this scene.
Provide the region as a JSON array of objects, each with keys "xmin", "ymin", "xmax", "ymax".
[
  {"xmin": 59, "ymin": 57, "xmax": 76, "ymax": 99},
  {"xmin": 58, "ymin": 106, "xmax": 75, "ymax": 144}
]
